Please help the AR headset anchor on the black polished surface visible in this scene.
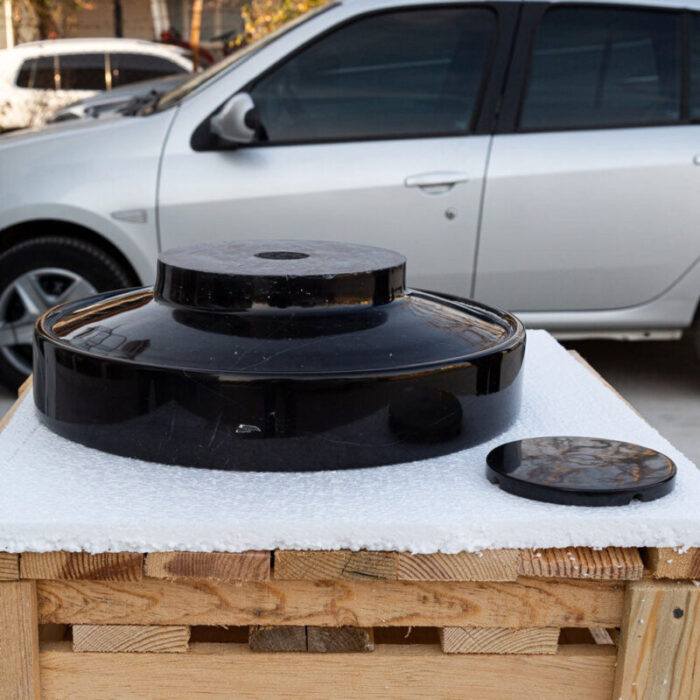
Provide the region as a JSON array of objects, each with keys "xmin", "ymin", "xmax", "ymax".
[
  {"xmin": 486, "ymin": 436, "xmax": 676, "ymax": 506},
  {"xmin": 34, "ymin": 240, "xmax": 525, "ymax": 471}
]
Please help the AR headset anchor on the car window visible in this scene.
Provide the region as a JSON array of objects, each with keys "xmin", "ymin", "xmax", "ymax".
[
  {"xmin": 690, "ymin": 14, "xmax": 700, "ymax": 119},
  {"xmin": 111, "ymin": 53, "xmax": 186, "ymax": 87},
  {"xmin": 520, "ymin": 7, "xmax": 681, "ymax": 131},
  {"xmin": 157, "ymin": 2, "xmax": 339, "ymax": 113},
  {"xmin": 249, "ymin": 7, "xmax": 496, "ymax": 143},
  {"xmin": 33, "ymin": 56, "xmax": 56, "ymax": 90},
  {"xmin": 59, "ymin": 53, "xmax": 106, "ymax": 90},
  {"xmin": 16, "ymin": 59, "xmax": 34, "ymax": 88}
]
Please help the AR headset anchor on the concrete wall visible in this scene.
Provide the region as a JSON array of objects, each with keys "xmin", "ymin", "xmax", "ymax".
[{"xmin": 73, "ymin": 0, "xmax": 157, "ymax": 41}]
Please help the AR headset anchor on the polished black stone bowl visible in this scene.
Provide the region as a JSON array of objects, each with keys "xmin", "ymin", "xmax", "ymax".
[{"xmin": 33, "ymin": 240, "xmax": 525, "ymax": 471}]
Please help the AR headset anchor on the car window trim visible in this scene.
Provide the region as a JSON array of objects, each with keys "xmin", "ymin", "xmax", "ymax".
[
  {"xmin": 192, "ymin": 1, "xmax": 520, "ymax": 151},
  {"xmin": 503, "ymin": 2, "xmax": 689, "ymax": 135}
]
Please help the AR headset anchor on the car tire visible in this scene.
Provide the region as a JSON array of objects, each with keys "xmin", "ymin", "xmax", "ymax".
[
  {"xmin": 0, "ymin": 236, "xmax": 135, "ymax": 390},
  {"xmin": 690, "ymin": 314, "xmax": 700, "ymax": 363}
]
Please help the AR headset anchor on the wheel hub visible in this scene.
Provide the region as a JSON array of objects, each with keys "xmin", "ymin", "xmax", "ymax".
[{"xmin": 0, "ymin": 267, "xmax": 97, "ymax": 375}]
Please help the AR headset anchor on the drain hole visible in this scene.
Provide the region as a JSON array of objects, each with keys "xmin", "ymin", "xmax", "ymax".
[{"xmin": 255, "ymin": 251, "xmax": 309, "ymax": 260}]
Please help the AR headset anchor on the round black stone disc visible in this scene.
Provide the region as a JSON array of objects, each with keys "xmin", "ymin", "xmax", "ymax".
[{"xmin": 486, "ymin": 436, "xmax": 676, "ymax": 506}]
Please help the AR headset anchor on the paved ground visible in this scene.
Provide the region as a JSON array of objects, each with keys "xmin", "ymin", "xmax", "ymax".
[
  {"xmin": 0, "ymin": 338, "xmax": 697, "ymax": 465},
  {"xmin": 564, "ymin": 338, "xmax": 700, "ymax": 466}
]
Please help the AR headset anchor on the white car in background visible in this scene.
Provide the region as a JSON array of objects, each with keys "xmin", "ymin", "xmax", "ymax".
[
  {"xmin": 0, "ymin": 0, "xmax": 698, "ymax": 390},
  {"xmin": 0, "ymin": 37, "xmax": 192, "ymax": 130}
]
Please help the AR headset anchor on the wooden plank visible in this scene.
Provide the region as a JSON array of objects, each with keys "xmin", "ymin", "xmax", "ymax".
[
  {"xmin": 0, "ymin": 552, "xmax": 19, "ymax": 580},
  {"xmin": 274, "ymin": 550, "xmax": 397, "ymax": 580},
  {"xmin": 0, "ymin": 581, "xmax": 41, "ymax": 700},
  {"xmin": 613, "ymin": 579, "xmax": 699, "ymax": 700},
  {"xmin": 0, "ymin": 376, "xmax": 32, "ymax": 434},
  {"xmin": 440, "ymin": 626, "xmax": 559, "ymax": 654},
  {"xmin": 519, "ymin": 547, "xmax": 643, "ymax": 581},
  {"xmin": 307, "ymin": 627, "xmax": 374, "ymax": 653},
  {"xmin": 588, "ymin": 628, "xmax": 614, "ymax": 645},
  {"xmin": 645, "ymin": 547, "xmax": 700, "ymax": 580},
  {"xmin": 39, "ymin": 642, "xmax": 616, "ymax": 700},
  {"xmin": 249, "ymin": 626, "xmax": 307, "ymax": 652},
  {"xmin": 21, "ymin": 551, "xmax": 143, "ymax": 581},
  {"xmin": 145, "ymin": 552, "xmax": 270, "ymax": 582},
  {"xmin": 36, "ymin": 577, "xmax": 624, "ymax": 628},
  {"xmin": 397, "ymin": 550, "xmax": 519, "ymax": 582},
  {"xmin": 72, "ymin": 625, "xmax": 189, "ymax": 653}
]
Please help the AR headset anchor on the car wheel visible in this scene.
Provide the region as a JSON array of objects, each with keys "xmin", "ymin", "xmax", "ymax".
[
  {"xmin": 691, "ymin": 315, "xmax": 700, "ymax": 363},
  {"xmin": 0, "ymin": 236, "xmax": 135, "ymax": 390}
]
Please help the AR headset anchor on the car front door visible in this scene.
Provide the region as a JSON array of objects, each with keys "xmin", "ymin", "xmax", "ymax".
[
  {"xmin": 475, "ymin": 3, "xmax": 699, "ymax": 313},
  {"xmin": 158, "ymin": 3, "xmax": 515, "ymax": 296}
]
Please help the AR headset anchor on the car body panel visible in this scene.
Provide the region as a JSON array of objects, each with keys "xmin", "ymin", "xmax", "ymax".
[
  {"xmin": 0, "ymin": 112, "xmax": 176, "ymax": 283},
  {"xmin": 476, "ymin": 127, "xmax": 700, "ymax": 311},
  {"xmin": 158, "ymin": 136, "xmax": 491, "ymax": 296}
]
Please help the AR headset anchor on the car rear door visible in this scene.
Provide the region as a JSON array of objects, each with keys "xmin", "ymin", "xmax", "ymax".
[
  {"xmin": 475, "ymin": 2, "xmax": 699, "ymax": 313},
  {"xmin": 157, "ymin": 2, "xmax": 517, "ymax": 296}
]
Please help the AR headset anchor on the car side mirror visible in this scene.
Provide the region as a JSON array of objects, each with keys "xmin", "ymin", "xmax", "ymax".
[{"xmin": 209, "ymin": 92, "xmax": 262, "ymax": 145}]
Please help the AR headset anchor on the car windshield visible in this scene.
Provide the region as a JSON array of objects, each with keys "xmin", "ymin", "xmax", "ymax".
[{"xmin": 155, "ymin": 2, "xmax": 338, "ymax": 112}]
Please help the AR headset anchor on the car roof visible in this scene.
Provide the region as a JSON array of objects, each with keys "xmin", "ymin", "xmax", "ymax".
[
  {"xmin": 4, "ymin": 37, "xmax": 186, "ymax": 56},
  {"xmin": 342, "ymin": 0, "xmax": 700, "ymax": 9},
  {"xmin": 525, "ymin": 0, "xmax": 700, "ymax": 8}
]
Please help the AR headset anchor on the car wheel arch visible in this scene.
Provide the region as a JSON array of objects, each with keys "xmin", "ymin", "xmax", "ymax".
[{"xmin": 0, "ymin": 219, "xmax": 142, "ymax": 288}]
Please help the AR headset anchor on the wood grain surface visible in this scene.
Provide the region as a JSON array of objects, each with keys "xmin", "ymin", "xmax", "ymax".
[
  {"xmin": 39, "ymin": 642, "xmax": 616, "ymax": 700},
  {"xmin": 21, "ymin": 552, "xmax": 143, "ymax": 582},
  {"xmin": 0, "ymin": 552, "xmax": 19, "ymax": 580},
  {"xmin": 440, "ymin": 626, "xmax": 559, "ymax": 654},
  {"xmin": 645, "ymin": 547, "xmax": 700, "ymax": 579},
  {"xmin": 36, "ymin": 578, "xmax": 624, "ymax": 628},
  {"xmin": 145, "ymin": 552, "xmax": 270, "ymax": 581},
  {"xmin": 0, "ymin": 581, "xmax": 40, "ymax": 699},
  {"xmin": 72, "ymin": 625, "xmax": 190, "ymax": 653},
  {"xmin": 274, "ymin": 550, "xmax": 397, "ymax": 580},
  {"xmin": 306, "ymin": 626, "xmax": 374, "ymax": 653},
  {"xmin": 519, "ymin": 547, "xmax": 643, "ymax": 580},
  {"xmin": 249, "ymin": 626, "xmax": 307, "ymax": 652},
  {"xmin": 613, "ymin": 580, "xmax": 699, "ymax": 700},
  {"xmin": 397, "ymin": 550, "xmax": 519, "ymax": 581}
]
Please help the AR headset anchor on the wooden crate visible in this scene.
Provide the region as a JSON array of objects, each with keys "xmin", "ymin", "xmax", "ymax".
[
  {"xmin": 1, "ymin": 544, "xmax": 698, "ymax": 699},
  {"xmin": 1, "ymin": 368, "xmax": 698, "ymax": 699}
]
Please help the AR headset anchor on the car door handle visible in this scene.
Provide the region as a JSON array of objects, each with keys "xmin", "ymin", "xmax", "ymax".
[{"xmin": 404, "ymin": 171, "xmax": 469, "ymax": 189}]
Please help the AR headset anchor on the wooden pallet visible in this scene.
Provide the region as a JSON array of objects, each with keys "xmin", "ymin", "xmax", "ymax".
[
  {"xmin": 1, "ymin": 545, "xmax": 698, "ymax": 699},
  {"xmin": 1, "ymin": 367, "xmax": 698, "ymax": 699}
]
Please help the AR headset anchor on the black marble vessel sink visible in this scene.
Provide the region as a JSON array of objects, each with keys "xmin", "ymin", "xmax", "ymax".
[{"xmin": 33, "ymin": 240, "xmax": 525, "ymax": 471}]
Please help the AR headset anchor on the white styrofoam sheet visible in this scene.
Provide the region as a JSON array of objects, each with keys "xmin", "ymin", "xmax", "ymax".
[{"xmin": 0, "ymin": 330, "xmax": 697, "ymax": 554}]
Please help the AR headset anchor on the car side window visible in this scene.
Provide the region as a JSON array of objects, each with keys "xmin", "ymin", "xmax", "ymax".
[
  {"xmin": 16, "ymin": 59, "xmax": 34, "ymax": 88},
  {"xmin": 520, "ymin": 7, "xmax": 681, "ymax": 131},
  {"xmin": 33, "ymin": 56, "xmax": 56, "ymax": 90},
  {"xmin": 110, "ymin": 53, "xmax": 186, "ymax": 87},
  {"xmin": 689, "ymin": 14, "xmax": 700, "ymax": 120},
  {"xmin": 59, "ymin": 53, "xmax": 106, "ymax": 91},
  {"xmin": 248, "ymin": 7, "xmax": 496, "ymax": 143}
]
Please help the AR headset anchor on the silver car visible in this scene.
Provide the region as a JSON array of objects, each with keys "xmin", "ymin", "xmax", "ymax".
[{"xmin": 0, "ymin": 0, "xmax": 698, "ymax": 388}]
